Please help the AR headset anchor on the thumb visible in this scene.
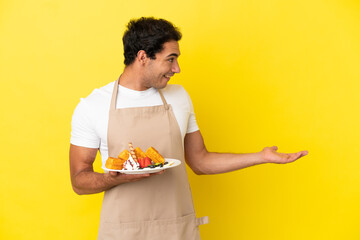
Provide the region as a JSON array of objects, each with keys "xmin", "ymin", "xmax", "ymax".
[{"xmin": 271, "ymin": 146, "xmax": 278, "ymax": 151}]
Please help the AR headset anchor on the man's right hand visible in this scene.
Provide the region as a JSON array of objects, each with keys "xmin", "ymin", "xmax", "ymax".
[{"xmin": 106, "ymin": 170, "xmax": 165, "ymax": 185}]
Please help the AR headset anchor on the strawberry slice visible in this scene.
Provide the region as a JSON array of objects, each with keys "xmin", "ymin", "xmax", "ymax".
[
  {"xmin": 144, "ymin": 157, "xmax": 152, "ymax": 168},
  {"xmin": 138, "ymin": 158, "xmax": 145, "ymax": 168}
]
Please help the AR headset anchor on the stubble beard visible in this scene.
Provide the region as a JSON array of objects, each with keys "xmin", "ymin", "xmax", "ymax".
[{"xmin": 148, "ymin": 75, "xmax": 169, "ymax": 89}]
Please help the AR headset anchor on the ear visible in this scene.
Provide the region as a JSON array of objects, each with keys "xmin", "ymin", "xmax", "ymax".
[{"xmin": 136, "ymin": 50, "xmax": 148, "ymax": 64}]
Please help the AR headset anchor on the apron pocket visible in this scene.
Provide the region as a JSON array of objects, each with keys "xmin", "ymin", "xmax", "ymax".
[{"xmin": 98, "ymin": 213, "xmax": 204, "ymax": 240}]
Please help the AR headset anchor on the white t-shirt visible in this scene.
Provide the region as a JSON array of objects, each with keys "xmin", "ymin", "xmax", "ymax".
[{"xmin": 70, "ymin": 81, "xmax": 199, "ymax": 165}]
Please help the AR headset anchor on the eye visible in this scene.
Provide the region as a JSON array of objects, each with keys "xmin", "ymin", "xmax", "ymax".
[{"xmin": 168, "ymin": 58, "xmax": 174, "ymax": 62}]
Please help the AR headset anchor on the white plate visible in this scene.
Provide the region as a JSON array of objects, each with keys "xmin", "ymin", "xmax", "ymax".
[{"xmin": 102, "ymin": 158, "xmax": 181, "ymax": 174}]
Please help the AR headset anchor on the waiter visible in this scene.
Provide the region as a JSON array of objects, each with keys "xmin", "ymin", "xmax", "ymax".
[{"xmin": 69, "ymin": 17, "xmax": 308, "ymax": 240}]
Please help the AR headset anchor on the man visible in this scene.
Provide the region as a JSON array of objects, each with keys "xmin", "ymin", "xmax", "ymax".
[{"xmin": 70, "ymin": 17, "xmax": 308, "ymax": 240}]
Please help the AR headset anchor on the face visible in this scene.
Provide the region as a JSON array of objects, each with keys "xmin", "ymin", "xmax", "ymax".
[{"xmin": 143, "ymin": 40, "xmax": 181, "ymax": 89}]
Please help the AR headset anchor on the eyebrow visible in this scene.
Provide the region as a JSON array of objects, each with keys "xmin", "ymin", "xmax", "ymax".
[{"xmin": 166, "ymin": 53, "xmax": 180, "ymax": 58}]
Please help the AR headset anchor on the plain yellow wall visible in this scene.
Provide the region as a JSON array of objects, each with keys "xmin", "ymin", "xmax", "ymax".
[{"xmin": 1, "ymin": 0, "xmax": 359, "ymax": 239}]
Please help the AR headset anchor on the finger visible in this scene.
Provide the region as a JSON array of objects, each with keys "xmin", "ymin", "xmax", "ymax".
[
  {"xmin": 109, "ymin": 171, "xmax": 118, "ymax": 176},
  {"xmin": 292, "ymin": 151, "xmax": 308, "ymax": 159},
  {"xmin": 301, "ymin": 150, "xmax": 309, "ymax": 156},
  {"xmin": 123, "ymin": 173, "xmax": 150, "ymax": 179},
  {"xmin": 290, "ymin": 152, "xmax": 304, "ymax": 161},
  {"xmin": 151, "ymin": 170, "xmax": 165, "ymax": 175},
  {"xmin": 295, "ymin": 152, "xmax": 303, "ymax": 160}
]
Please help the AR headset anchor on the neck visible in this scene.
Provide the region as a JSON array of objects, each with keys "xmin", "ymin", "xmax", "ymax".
[{"xmin": 118, "ymin": 66, "xmax": 149, "ymax": 91}]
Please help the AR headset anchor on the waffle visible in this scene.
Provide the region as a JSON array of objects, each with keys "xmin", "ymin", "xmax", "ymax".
[
  {"xmin": 105, "ymin": 157, "xmax": 126, "ymax": 170},
  {"xmin": 118, "ymin": 149, "xmax": 130, "ymax": 160},
  {"xmin": 145, "ymin": 147, "xmax": 165, "ymax": 164},
  {"xmin": 134, "ymin": 147, "xmax": 147, "ymax": 159}
]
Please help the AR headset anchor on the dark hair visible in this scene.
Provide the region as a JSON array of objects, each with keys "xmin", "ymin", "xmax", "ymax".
[{"xmin": 122, "ymin": 17, "xmax": 182, "ymax": 66}]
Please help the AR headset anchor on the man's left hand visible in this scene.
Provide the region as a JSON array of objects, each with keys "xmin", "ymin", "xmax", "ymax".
[{"xmin": 261, "ymin": 146, "xmax": 308, "ymax": 164}]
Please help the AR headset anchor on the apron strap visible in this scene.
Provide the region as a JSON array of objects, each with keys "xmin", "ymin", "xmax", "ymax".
[
  {"xmin": 110, "ymin": 77, "xmax": 120, "ymax": 111},
  {"xmin": 196, "ymin": 216, "xmax": 209, "ymax": 226},
  {"xmin": 110, "ymin": 76, "xmax": 169, "ymax": 110},
  {"xmin": 158, "ymin": 89, "xmax": 169, "ymax": 110}
]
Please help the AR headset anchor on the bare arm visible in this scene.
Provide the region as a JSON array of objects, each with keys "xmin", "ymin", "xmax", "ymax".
[
  {"xmin": 69, "ymin": 144, "xmax": 162, "ymax": 195},
  {"xmin": 184, "ymin": 131, "xmax": 308, "ymax": 175}
]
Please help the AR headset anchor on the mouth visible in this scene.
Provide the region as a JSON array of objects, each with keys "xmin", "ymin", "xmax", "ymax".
[{"xmin": 163, "ymin": 74, "xmax": 173, "ymax": 81}]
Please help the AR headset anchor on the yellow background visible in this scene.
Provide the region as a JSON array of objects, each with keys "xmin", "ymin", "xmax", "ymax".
[{"xmin": 1, "ymin": 0, "xmax": 360, "ymax": 239}]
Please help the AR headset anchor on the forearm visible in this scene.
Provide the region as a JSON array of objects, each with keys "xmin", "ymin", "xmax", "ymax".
[
  {"xmin": 185, "ymin": 131, "xmax": 308, "ymax": 175},
  {"xmin": 72, "ymin": 170, "xmax": 116, "ymax": 195},
  {"xmin": 192, "ymin": 151, "xmax": 266, "ymax": 175}
]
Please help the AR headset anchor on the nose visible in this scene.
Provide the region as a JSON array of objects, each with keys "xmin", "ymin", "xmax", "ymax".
[{"xmin": 172, "ymin": 60, "xmax": 181, "ymax": 74}]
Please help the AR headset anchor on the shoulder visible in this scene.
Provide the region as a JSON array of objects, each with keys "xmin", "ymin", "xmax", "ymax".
[
  {"xmin": 162, "ymin": 84, "xmax": 190, "ymax": 98},
  {"xmin": 71, "ymin": 82, "xmax": 115, "ymax": 148},
  {"xmin": 161, "ymin": 84, "xmax": 194, "ymax": 109},
  {"xmin": 72, "ymin": 81, "xmax": 114, "ymax": 119},
  {"xmin": 83, "ymin": 81, "xmax": 114, "ymax": 105},
  {"xmin": 75, "ymin": 81, "xmax": 114, "ymax": 112}
]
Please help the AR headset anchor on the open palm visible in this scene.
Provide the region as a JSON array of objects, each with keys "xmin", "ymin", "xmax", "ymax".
[{"xmin": 261, "ymin": 146, "xmax": 308, "ymax": 164}]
